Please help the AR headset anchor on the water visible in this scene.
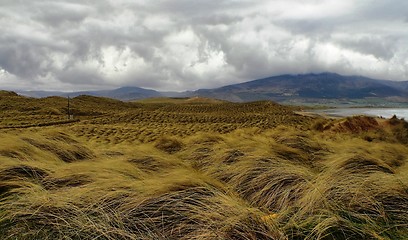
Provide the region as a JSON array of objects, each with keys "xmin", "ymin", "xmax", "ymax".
[{"xmin": 314, "ymin": 108, "xmax": 408, "ymax": 120}]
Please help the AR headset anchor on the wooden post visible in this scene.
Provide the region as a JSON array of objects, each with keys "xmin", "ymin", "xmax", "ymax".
[{"xmin": 67, "ymin": 96, "xmax": 71, "ymax": 120}]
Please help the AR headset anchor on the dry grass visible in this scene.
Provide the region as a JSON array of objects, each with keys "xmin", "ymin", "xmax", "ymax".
[{"xmin": 0, "ymin": 93, "xmax": 408, "ymax": 239}]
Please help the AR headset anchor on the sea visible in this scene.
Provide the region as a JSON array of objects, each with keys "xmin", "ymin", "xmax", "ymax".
[{"xmin": 313, "ymin": 108, "xmax": 408, "ymax": 120}]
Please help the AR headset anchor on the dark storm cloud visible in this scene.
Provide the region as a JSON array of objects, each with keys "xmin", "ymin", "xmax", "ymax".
[{"xmin": 0, "ymin": 0, "xmax": 407, "ymax": 91}]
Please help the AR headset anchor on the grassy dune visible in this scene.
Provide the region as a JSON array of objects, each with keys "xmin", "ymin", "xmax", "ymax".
[{"xmin": 0, "ymin": 93, "xmax": 408, "ymax": 239}]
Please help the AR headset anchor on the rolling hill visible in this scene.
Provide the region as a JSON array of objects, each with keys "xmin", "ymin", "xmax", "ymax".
[{"xmin": 19, "ymin": 86, "xmax": 163, "ymax": 101}]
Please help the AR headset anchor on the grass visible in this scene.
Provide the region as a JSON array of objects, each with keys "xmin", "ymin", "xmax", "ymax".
[{"xmin": 0, "ymin": 91, "xmax": 407, "ymax": 239}]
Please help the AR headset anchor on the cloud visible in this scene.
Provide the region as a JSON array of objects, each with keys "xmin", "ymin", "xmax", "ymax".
[
  {"xmin": 0, "ymin": 0, "xmax": 407, "ymax": 91},
  {"xmin": 33, "ymin": 1, "xmax": 95, "ymax": 28}
]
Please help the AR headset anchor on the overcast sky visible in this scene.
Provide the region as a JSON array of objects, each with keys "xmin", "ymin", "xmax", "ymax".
[{"xmin": 0, "ymin": 0, "xmax": 407, "ymax": 91}]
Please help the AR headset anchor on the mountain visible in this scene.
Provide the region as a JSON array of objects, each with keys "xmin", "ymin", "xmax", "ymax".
[
  {"xmin": 18, "ymin": 90, "xmax": 68, "ymax": 98},
  {"xmin": 193, "ymin": 73, "xmax": 408, "ymax": 103},
  {"xmin": 12, "ymin": 73, "xmax": 408, "ymax": 104},
  {"xmin": 88, "ymin": 87, "xmax": 162, "ymax": 101},
  {"xmin": 19, "ymin": 86, "xmax": 162, "ymax": 101}
]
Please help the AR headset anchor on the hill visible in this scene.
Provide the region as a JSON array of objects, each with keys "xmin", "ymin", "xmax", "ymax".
[
  {"xmin": 19, "ymin": 86, "xmax": 162, "ymax": 101},
  {"xmin": 194, "ymin": 73, "xmax": 408, "ymax": 103},
  {"xmin": 135, "ymin": 96, "xmax": 227, "ymax": 104},
  {"xmin": 0, "ymin": 90, "xmax": 18, "ymax": 97}
]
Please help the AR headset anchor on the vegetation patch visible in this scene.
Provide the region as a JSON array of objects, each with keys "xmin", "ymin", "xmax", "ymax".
[
  {"xmin": 0, "ymin": 95, "xmax": 407, "ymax": 239},
  {"xmin": 154, "ymin": 137, "xmax": 184, "ymax": 154}
]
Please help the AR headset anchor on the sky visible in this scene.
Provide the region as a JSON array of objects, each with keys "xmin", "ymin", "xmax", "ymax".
[{"xmin": 0, "ymin": 0, "xmax": 408, "ymax": 92}]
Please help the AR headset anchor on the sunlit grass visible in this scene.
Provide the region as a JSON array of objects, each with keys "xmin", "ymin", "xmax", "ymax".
[{"xmin": 1, "ymin": 93, "xmax": 408, "ymax": 239}]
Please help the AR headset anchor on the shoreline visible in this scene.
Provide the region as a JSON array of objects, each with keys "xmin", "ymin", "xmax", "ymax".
[{"xmin": 298, "ymin": 107, "xmax": 408, "ymax": 120}]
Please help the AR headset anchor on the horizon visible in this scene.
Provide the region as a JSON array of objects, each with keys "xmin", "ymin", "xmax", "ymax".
[{"xmin": 4, "ymin": 72, "xmax": 408, "ymax": 93}]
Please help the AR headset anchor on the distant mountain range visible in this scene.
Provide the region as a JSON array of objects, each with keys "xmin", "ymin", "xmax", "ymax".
[
  {"xmin": 194, "ymin": 73, "xmax": 408, "ymax": 103},
  {"xmin": 15, "ymin": 73, "xmax": 408, "ymax": 104},
  {"xmin": 18, "ymin": 86, "xmax": 163, "ymax": 101}
]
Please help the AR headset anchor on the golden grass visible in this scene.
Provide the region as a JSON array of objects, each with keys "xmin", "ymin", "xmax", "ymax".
[{"xmin": 0, "ymin": 93, "xmax": 408, "ymax": 239}]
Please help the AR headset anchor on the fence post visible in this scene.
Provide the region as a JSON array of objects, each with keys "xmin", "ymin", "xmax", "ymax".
[{"xmin": 67, "ymin": 96, "xmax": 71, "ymax": 120}]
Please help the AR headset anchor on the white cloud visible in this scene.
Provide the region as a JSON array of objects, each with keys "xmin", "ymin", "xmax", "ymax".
[{"xmin": 262, "ymin": 0, "xmax": 355, "ymax": 20}]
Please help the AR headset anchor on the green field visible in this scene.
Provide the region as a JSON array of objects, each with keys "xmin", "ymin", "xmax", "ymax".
[{"xmin": 1, "ymin": 92, "xmax": 408, "ymax": 239}]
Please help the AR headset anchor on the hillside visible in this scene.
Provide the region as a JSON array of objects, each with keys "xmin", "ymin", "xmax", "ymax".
[
  {"xmin": 19, "ymin": 86, "xmax": 163, "ymax": 101},
  {"xmin": 1, "ymin": 94, "xmax": 408, "ymax": 239},
  {"xmin": 194, "ymin": 73, "xmax": 408, "ymax": 103},
  {"xmin": 134, "ymin": 96, "xmax": 227, "ymax": 104}
]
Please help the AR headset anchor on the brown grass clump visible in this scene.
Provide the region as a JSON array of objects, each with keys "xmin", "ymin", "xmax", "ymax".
[
  {"xmin": 339, "ymin": 155, "xmax": 394, "ymax": 174},
  {"xmin": 0, "ymin": 90, "xmax": 18, "ymax": 97},
  {"xmin": 22, "ymin": 132, "xmax": 94, "ymax": 163},
  {"xmin": 43, "ymin": 174, "xmax": 92, "ymax": 190},
  {"xmin": 230, "ymin": 158, "xmax": 314, "ymax": 211},
  {"xmin": 154, "ymin": 136, "xmax": 184, "ymax": 154},
  {"xmin": 330, "ymin": 115, "xmax": 380, "ymax": 133},
  {"xmin": 387, "ymin": 116, "xmax": 408, "ymax": 144},
  {"xmin": 0, "ymin": 165, "xmax": 49, "ymax": 197},
  {"xmin": 119, "ymin": 182, "xmax": 286, "ymax": 240}
]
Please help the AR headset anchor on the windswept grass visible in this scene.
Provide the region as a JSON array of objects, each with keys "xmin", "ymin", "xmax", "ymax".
[{"xmin": 0, "ymin": 93, "xmax": 407, "ymax": 239}]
